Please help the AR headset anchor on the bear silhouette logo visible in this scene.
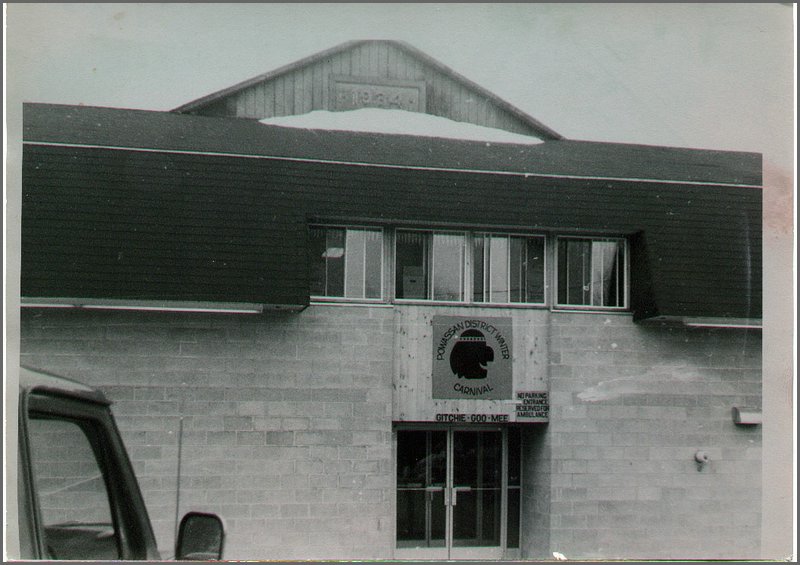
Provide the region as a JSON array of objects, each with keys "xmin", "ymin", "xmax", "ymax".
[{"xmin": 450, "ymin": 329, "xmax": 495, "ymax": 379}]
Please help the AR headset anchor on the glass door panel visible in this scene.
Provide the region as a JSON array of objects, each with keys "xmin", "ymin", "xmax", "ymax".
[
  {"xmin": 451, "ymin": 430, "xmax": 502, "ymax": 551},
  {"xmin": 396, "ymin": 430, "xmax": 446, "ymax": 549},
  {"xmin": 396, "ymin": 428, "xmax": 516, "ymax": 560}
]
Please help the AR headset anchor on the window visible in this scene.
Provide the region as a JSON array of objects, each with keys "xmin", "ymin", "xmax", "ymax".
[
  {"xmin": 309, "ymin": 226, "xmax": 383, "ymax": 299},
  {"xmin": 557, "ymin": 237, "xmax": 626, "ymax": 308},
  {"xmin": 472, "ymin": 234, "xmax": 545, "ymax": 304},
  {"xmin": 309, "ymin": 225, "xmax": 627, "ymax": 311},
  {"xmin": 28, "ymin": 417, "xmax": 120, "ymax": 559},
  {"xmin": 395, "ymin": 231, "xmax": 465, "ymax": 301}
]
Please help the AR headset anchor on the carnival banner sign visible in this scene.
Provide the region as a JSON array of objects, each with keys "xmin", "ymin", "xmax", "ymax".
[{"xmin": 431, "ymin": 316, "xmax": 513, "ymax": 400}]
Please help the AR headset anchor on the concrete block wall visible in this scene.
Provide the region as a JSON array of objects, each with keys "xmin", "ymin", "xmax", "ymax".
[
  {"xmin": 20, "ymin": 305, "xmax": 396, "ymax": 560},
  {"xmin": 527, "ymin": 312, "xmax": 762, "ymax": 560},
  {"xmin": 20, "ymin": 306, "xmax": 762, "ymax": 560}
]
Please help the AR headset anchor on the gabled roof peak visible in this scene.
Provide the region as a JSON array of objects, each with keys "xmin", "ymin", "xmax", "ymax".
[{"xmin": 173, "ymin": 40, "xmax": 563, "ymax": 140}]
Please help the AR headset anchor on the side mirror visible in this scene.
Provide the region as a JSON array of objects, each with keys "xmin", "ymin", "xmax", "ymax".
[{"xmin": 175, "ymin": 511, "xmax": 225, "ymax": 561}]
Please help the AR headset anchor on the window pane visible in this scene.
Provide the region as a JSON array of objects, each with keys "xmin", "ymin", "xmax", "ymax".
[
  {"xmin": 592, "ymin": 241, "xmax": 621, "ymax": 307},
  {"xmin": 432, "ymin": 233, "xmax": 464, "ymax": 301},
  {"xmin": 507, "ymin": 427, "xmax": 521, "ymax": 548},
  {"xmin": 509, "ymin": 237, "xmax": 525, "ymax": 303},
  {"xmin": 396, "ymin": 430, "xmax": 446, "ymax": 548},
  {"xmin": 558, "ymin": 238, "xmax": 625, "ymax": 307},
  {"xmin": 309, "ymin": 227, "xmax": 328, "ymax": 296},
  {"xmin": 508, "ymin": 427, "xmax": 521, "ymax": 487},
  {"xmin": 489, "ymin": 236, "xmax": 508, "ymax": 303},
  {"xmin": 396, "ymin": 231, "xmax": 428, "ymax": 299},
  {"xmin": 344, "ymin": 230, "xmax": 365, "ymax": 298},
  {"xmin": 474, "ymin": 234, "xmax": 544, "ymax": 305},
  {"xmin": 310, "ymin": 227, "xmax": 382, "ymax": 299},
  {"xmin": 472, "ymin": 236, "xmax": 485, "ymax": 302},
  {"xmin": 558, "ymin": 239, "xmax": 591, "ymax": 305},
  {"xmin": 524, "ymin": 237, "xmax": 545, "ymax": 303},
  {"xmin": 506, "ymin": 488, "xmax": 521, "ymax": 548},
  {"xmin": 28, "ymin": 417, "xmax": 120, "ymax": 560},
  {"xmin": 325, "ymin": 229, "xmax": 345, "ymax": 296},
  {"xmin": 364, "ymin": 230, "xmax": 383, "ymax": 299},
  {"xmin": 611, "ymin": 242, "xmax": 625, "ymax": 307}
]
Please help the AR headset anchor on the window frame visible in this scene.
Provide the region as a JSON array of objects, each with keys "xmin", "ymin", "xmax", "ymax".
[
  {"xmin": 393, "ymin": 228, "xmax": 468, "ymax": 304},
  {"xmin": 308, "ymin": 224, "xmax": 386, "ymax": 303},
  {"xmin": 471, "ymin": 232, "xmax": 547, "ymax": 307},
  {"xmin": 26, "ymin": 415, "xmax": 121, "ymax": 559},
  {"xmin": 307, "ymin": 224, "xmax": 629, "ymax": 312},
  {"xmin": 553, "ymin": 235, "xmax": 629, "ymax": 311}
]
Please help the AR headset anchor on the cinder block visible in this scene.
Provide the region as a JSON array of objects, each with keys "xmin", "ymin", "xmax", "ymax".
[
  {"xmin": 310, "ymin": 417, "xmax": 344, "ymax": 430},
  {"xmin": 324, "ymin": 402, "xmax": 354, "ymax": 417},
  {"xmin": 265, "ymin": 431, "xmax": 295, "ymax": 446},
  {"xmin": 353, "ymin": 460, "xmax": 381, "ymax": 474},
  {"xmin": 236, "ymin": 431, "xmax": 266, "ymax": 445},
  {"xmin": 227, "ymin": 416, "xmax": 253, "ymax": 432},
  {"xmin": 338, "ymin": 446, "xmax": 368, "ymax": 460},
  {"xmin": 324, "ymin": 460, "xmax": 354, "ymax": 474},
  {"xmin": 295, "ymin": 430, "xmax": 353, "ymax": 446},
  {"xmin": 310, "ymin": 473, "xmax": 339, "ymax": 488},
  {"xmin": 280, "ymin": 417, "xmax": 311, "ymax": 430},
  {"xmin": 148, "ymin": 401, "xmax": 180, "ymax": 415}
]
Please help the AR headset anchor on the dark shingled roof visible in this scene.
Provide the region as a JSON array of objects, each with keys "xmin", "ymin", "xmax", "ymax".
[
  {"xmin": 24, "ymin": 104, "xmax": 761, "ymax": 186},
  {"xmin": 21, "ymin": 103, "xmax": 762, "ymax": 320}
]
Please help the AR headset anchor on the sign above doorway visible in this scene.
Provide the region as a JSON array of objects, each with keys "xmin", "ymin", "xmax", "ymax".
[
  {"xmin": 432, "ymin": 316, "xmax": 513, "ymax": 400},
  {"xmin": 392, "ymin": 309, "xmax": 549, "ymax": 424}
]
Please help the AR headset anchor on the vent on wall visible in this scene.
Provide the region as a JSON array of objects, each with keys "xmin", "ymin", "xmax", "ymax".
[{"xmin": 731, "ymin": 406, "xmax": 761, "ymax": 426}]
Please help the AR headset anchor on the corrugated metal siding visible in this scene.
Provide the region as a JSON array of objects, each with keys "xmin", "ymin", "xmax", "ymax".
[
  {"xmin": 21, "ymin": 143, "xmax": 762, "ymax": 319},
  {"xmin": 197, "ymin": 42, "xmax": 543, "ymax": 136}
]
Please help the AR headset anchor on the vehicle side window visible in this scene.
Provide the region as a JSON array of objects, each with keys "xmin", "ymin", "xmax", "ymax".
[{"xmin": 28, "ymin": 417, "xmax": 120, "ymax": 560}]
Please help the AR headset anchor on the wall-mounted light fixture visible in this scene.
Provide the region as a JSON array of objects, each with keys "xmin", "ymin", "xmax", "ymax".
[
  {"xmin": 694, "ymin": 450, "xmax": 709, "ymax": 471},
  {"xmin": 732, "ymin": 407, "xmax": 762, "ymax": 426}
]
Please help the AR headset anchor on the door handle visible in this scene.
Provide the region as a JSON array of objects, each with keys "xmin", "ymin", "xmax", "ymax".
[
  {"xmin": 425, "ymin": 486, "xmax": 444, "ymax": 501},
  {"xmin": 450, "ymin": 486, "xmax": 472, "ymax": 506}
]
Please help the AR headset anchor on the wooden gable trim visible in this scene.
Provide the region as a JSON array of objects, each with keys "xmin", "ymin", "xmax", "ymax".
[
  {"xmin": 172, "ymin": 40, "xmax": 563, "ymax": 140},
  {"xmin": 173, "ymin": 41, "xmax": 364, "ymax": 114},
  {"xmin": 390, "ymin": 41, "xmax": 562, "ymax": 140}
]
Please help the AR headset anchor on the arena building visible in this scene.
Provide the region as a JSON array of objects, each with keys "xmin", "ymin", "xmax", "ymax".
[{"xmin": 19, "ymin": 41, "xmax": 762, "ymax": 560}]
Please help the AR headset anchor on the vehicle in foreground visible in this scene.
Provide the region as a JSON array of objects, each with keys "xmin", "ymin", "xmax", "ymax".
[{"xmin": 16, "ymin": 366, "xmax": 225, "ymax": 560}]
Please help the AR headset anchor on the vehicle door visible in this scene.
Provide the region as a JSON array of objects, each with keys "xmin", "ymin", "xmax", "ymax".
[{"xmin": 18, "ymin": 389, "xmax": 160, "ymax": 560}]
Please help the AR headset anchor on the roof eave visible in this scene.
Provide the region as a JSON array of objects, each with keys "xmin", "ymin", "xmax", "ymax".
[
  {"xmin": 636, "ymin": 315, "xmax": 763, "ymax": 330},
  {"xmin": 172, "ymin": 40, "xmax": 367, "ymax": 113},
  {"xmin": 389, "ymin": 41, "xmax": 563, "ymax": 140}
]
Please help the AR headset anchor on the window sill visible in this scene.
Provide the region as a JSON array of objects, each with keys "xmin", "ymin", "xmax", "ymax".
[
  {"xmin": 552, "ymin": 306, "xmax": 631, "ymax": 315},
  {"xmin": 395, "ymin": 300, "xmax": 549, "ymax": 309},
  {"xmin": 311, "ymin": 298, "xmax": 550, "ymax": 309},
  {"xmin": 310, "ymin": 298, "xmax": 392, "ymax": 307},
  {"xmin": 309, "ymin": 299, "xmax": 630, "ymax": 314}
]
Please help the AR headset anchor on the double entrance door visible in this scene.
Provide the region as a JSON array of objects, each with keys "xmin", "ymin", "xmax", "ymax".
[{"xmin": 395, "ymin": 427, "xmax": 520, "ymax": 560}]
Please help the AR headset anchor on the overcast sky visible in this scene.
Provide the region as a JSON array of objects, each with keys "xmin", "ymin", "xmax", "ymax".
[{"xmin": 5, "ymin": 3, "xmax": 795, "ymax": 173}]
